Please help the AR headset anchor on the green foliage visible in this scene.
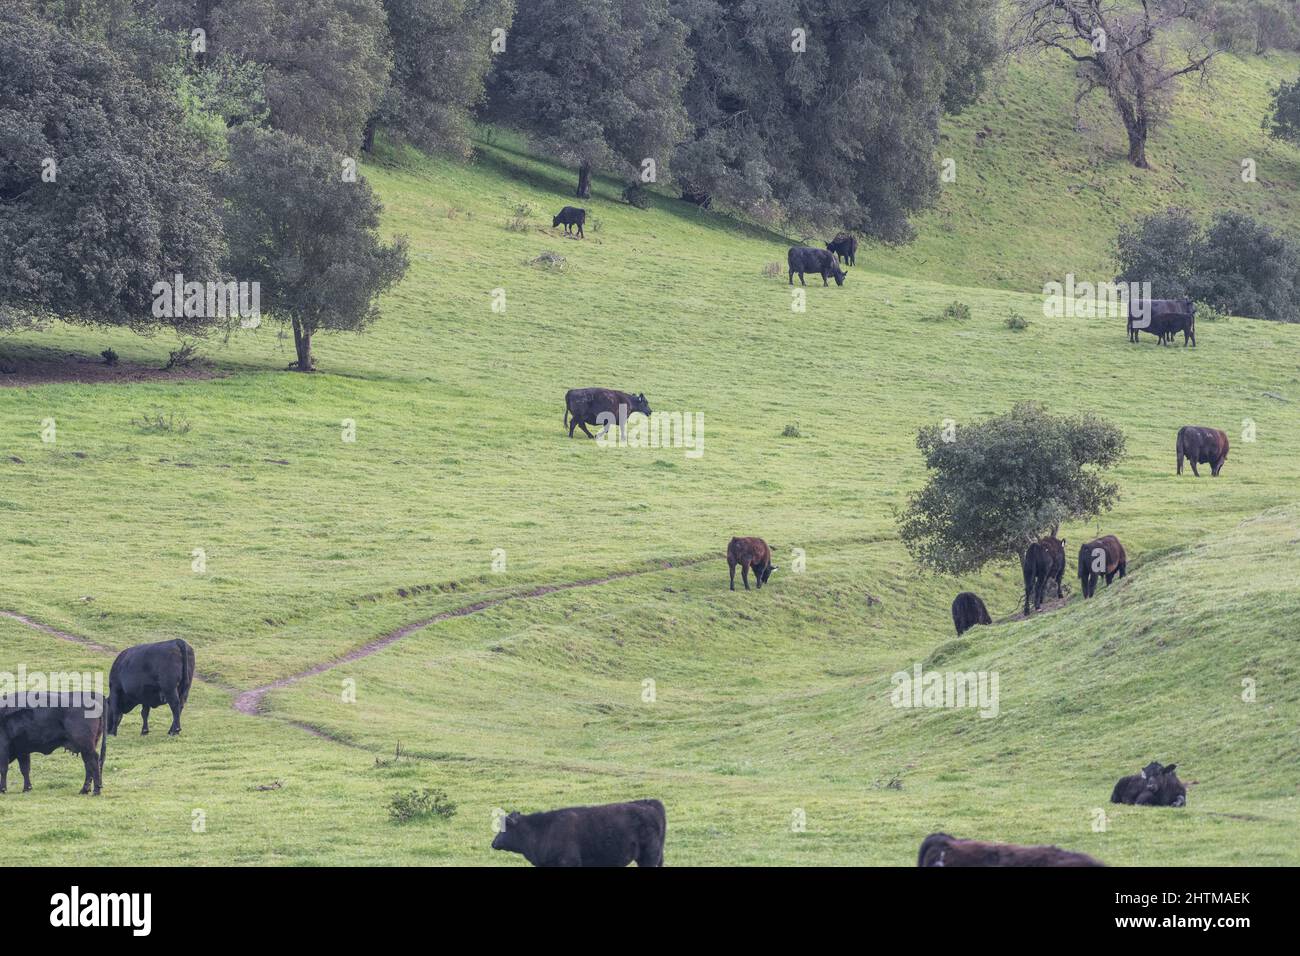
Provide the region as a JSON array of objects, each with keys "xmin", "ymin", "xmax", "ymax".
[
  {"xmin": 100, "ymin": 348, "xmax": 119, "ymax": 366},
  {"xmin": 506, "ymin": 201, "xmax": 534, "ymax": 232},
  {"xmin": 1194, "ymin": 300, "xmax": 1228, "ymax": 323},
  {"xmin": 1004, "ymin": 309, "xmax": 1030, "ymax": 331},
  {"xmin": 221, "ymin": 127, "xmax": 410, "ymax": 370},
  {"xmin": 0, "ymin": 6, "xmax": 224, "ymax": 334},
  {"xmin": 621, "ymin": 182, "xmax": 652, "ymax": 209},
  {"xmin": 387, "ymin": 787, "xmax": 457, "ymax": 824},
  {"xmin": 780, "ymin": 422, "xmax": 802, "ymax": 438},
  {"xmin": 131, "ymin": 408, "xmax": 193, "ymax": 434},
  {"xmin": 672, "ymin": 0, "xmax": 999, "ymax": 237},
  {"xmin": 898, "ymin": 402, "xmax": 1126, "ymax": 574},
  {"xmin": 1264, "ymin": 75, "xmax": 1300, "ymax": 144},
  {"xmin": 935, "ymin": 301, "xmax": 972, "ymax": 322}
]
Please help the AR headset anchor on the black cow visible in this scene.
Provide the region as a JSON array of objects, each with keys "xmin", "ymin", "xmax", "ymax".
[
  {"xmin": 1111, "ymin": 761, "xmax": 1187, "ymax": 807},
  {"xmin": 552, "ymin": 206, "xmax": 586, "ymax": 238},
  {"xmin": 951, "ymin": 592, "xmax": 992, "ymax": 636},
  {"xmin": 1177, "ymin": 426, "xmax": 1229, "ymax": 477},
  {"xmin": 563, "ymin": 387, "xmax": 652, "ymax": 441},
  {"xmin": 1128, "ymin": 299, "xmax": 1194, "ymax": 345},
  {"xmin": 825, "ymin": 232, "xmax": 857, "ymax": 267},
  {"xmin": 106, "ymin": 638, "xmax": 195, "ymax": 737},
  {"xmin": 491, "ymin": 799, "xmax": 666, "ymax": 866},
  {"xmin": 1078, "ymin": 535, "xmax": 1126, "ymax": 599},
  {"xmin": 1021, "ymin": 533, "xmax": 1065, "ymax": 615},
  {"xmin": 918, "ymin": 833, "xmax": 1103, "ymax": 867},
  {"xmin": 1, "ymin": 693, "xmax": 106, "ymax": 795},
  {"xmin": 727, "ymin": 537, "xmax": 777, "ymax": 591},
  {"xmin": 788, "ymin": 246, "xmax": 846, "ymax": 287}
]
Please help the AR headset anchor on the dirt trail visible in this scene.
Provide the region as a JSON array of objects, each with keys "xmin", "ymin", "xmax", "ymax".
[
  {"xmin": 0, "ymin": 608, "xmax": 115, "ymax": 653},
  {"xmin": 232, "ymin": 556, "xmax": 713, "ymax": 715}
]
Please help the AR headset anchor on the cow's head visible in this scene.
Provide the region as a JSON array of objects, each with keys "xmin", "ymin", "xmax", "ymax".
[
  {"xmin": 761, "ymin": 563, "xmax": 778, "ymax": 583},
  {"xmin": 106, "ymin": 698, "xmax": 121, "ymax": 736},
  {"xmin": 832, "ymin": 265, "xmax": 846, "ymax": 287},
  {"xmin": 551, "ymin": 214, "xmax": 563, "ymax": 228},
  {"xmin": 630, "ymin": 392, "xmax": 652, "ymax": 417},
  {"xmin": 491, "ymin": 811, "xmax": 524, "ymax": 852},
  {"xmin": 1152, "ymin": 763, "xmax": 1186, "ymax": 807}
]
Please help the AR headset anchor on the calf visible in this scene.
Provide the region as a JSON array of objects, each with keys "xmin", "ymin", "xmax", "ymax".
[
  {"xmin": 727, "ymin": 537, "xmax": 777, "ymax": 591},
  {"xmin": 1128, "ymin": 299, "xmax": 1193, "ymax": 345},
  {"xmin": 552, "ymin": 206, "xmax": 586, "ymax": 238},
  {"xmin": 491, "ymin": 799, "xmax": 666, "ymax": 866},
  {"xmin": 825, "ymin": 232, "xmax": 857, "ymax": 267},
  {"xmin": 787, "ymin": 246, "xmax": 845, "ymax": 287},
  {"xmin": 1021, "ymin": 533, "xmax": 1066, "ymax": 615},
  {"xmin": 1111, "ymin": 761, "xmax": 1186, "ymax": 807},
  {"xmin": 918, "ymin": 832, "xmax": 1103, "ymax": 867},
  {"xmin": 1078, "ymin": 535, "xmax": 1126, "ymax": 599},
  {"xmin": 106, "ymin": 638, "xmax": 195, "ymax": 737},
  {"xmin": 564, "ymin": 387, "xmax": 652, "ymax": 441},
  {"xmin": 951, "ymin": 592, "xmax": 992, "ymax": 636},
  {"xmin": 1, "ymin": 693, "xmax": 106, "ymax": 795},
  {"xmin": 1177, "ymin": 426, "xmax": 1229, "ymax": 477}
]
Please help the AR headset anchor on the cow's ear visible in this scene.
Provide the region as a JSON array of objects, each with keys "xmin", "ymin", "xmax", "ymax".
[
  {"xmin": 1164, "ymin": 764, "xmax": 1176, "ymax": 774},
  {"xmin": 1139, "ymin": 769, "xmax": 1148, "ymax": 779}
]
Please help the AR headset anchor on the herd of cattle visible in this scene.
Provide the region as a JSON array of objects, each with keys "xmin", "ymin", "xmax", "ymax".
[{"xmin": 0, "ymin": 217, "xmax": 1225, "ymax": 866}]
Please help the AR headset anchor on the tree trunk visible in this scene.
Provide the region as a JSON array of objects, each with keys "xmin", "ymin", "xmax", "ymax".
[
  {"xmin": 1109, "ymin": 88, "xmax": 1149, "ymax": 169},
  {"xmin": 680, "ymin": 187, "xmax": 712, "ymax": 209},
  {"xmin": 291, "ymin": 318, "xmax": 314, "ymax": 372},
  {"xmin": 362, "ymin": 117, "xmax": 377, "ymax": 153},
  {"xmin": 576, "ymin": 160, "xmax": 592, "ymax": 198}
]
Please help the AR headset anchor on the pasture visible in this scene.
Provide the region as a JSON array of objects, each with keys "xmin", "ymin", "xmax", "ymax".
[{"xmin": 1, "ymin": 50, "xmax": 1299, "ymax": 865}]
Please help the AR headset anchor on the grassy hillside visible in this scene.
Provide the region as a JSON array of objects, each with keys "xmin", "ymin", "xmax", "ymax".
[{"xmin": 1, "ymin": 50, "xmax": 1298, "ymax": 864}]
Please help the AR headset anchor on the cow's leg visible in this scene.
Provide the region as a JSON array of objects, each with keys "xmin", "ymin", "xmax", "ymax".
[
  {"xmin": 0, "ymin": 761, "xmax": 5, "ymax": 794},
  {"xmin": 741, "ymin": 564, "xmax": 751, "ymax": 590},
  {"xmin": 729, "ymin": 561, "xmax": 736, "ymax": 591},
  {"xmin": 1190, "ymin": 460, "xmax": 1200, "ymax": 477},
  {"xmin": 92, "ymin": 745, "xmax": 102, "ymax": 794},
  {"xmin": 788, "ymin": 271, "xmax": 793, "ymax": 285},
  {"xmin": 568, "ymin": 416, "xmax": 578, "ymax": 438},
  {"xmin": 577, "ymin": 223, "xmax": 584, "ymax": 238},
  {"xmin": 1118, "ymin": 562, "xmax": 1126, "ymax": 579},
  {"xmin": 165, "ymin": 688, "xmax": 184, "ymax": 735},
  {"xmin": 1055, "ymin": 571, "xmax": 1064, "ymax": 599},
  {"xmin": 596, "ymin": 421, "xmax": 611, "ymax": 441},
  {"xmin": 18, "ymin": 753, "xmax": 32, "ymax": 792},
  {"xmin": 577, "ymin": 420, "xmax": 596, "ymax": 439},
  {"xmin": 79, "ymin": 749, "xmax": 100, "ymax": 794},
  {"xmin": 798, "ymin": 272, "xmax": 806, "ymax": 287},
  {"xmin": 140, "ymin": 705, "xmax": 150, "ymax": 735}
]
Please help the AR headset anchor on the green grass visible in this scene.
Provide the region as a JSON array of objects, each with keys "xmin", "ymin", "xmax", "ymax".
[{"xmin": 0, "ymin": 50, "xmax": 1298, "ymax": 865}]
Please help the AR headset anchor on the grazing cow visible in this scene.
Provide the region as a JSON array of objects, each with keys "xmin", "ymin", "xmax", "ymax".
[
  {"xmin": 825, "ymin": 232, "xmax": 857, "ymax": 267},
  {"xmin": 1128, "ymin": 299, "xmax": 1194, "ymax": 345},
  {"xmin": 1111, "ymin": 761, "xmax": 1187, "ymax": 807},
  {"xmin": 951, "ymin": 592, "xmax": 992, "ymax": 636},
  {"xmin": 1, "ymin": 693, "xmax": 106, "ymax": 795},
  {"xmin": 552, "ymin": 206, "xmax": 586, "ymax": 238},
  {"xmin": 106, "ymin": 638, "xmax": 195, "ymax": 737},
  {"xmin": 1021, "ymin": 533, "xmax": 1066, "ymax": 615},
  {"xmin": 918, "ymin": 832, "xmax": 1103, "ymax": 867},
  {"xmin": 563, "ymin": 387, "xmax": 652, "ymax": 441},
  {"xmin": 1078, "ymin": 535, "xmax": 1126, "ymax": 599},
  {"xmin": 1177, "ymin": 426, "xmax": 1229, "ymax": 477},
  {"xmin": 491, "ymin": 799, "xmax": 666, "ymax": 867},
  {"xmin": 727, "ymin": 537, "xmax": 777, "ymax": 591},
  {"xmin": 787, "ymin": 246, "xmax": 846, "ymax": 287}
]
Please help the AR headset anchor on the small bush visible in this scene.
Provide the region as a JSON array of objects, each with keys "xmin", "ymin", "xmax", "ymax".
[
  {"xmin": 1004, "ymin": 309, "xmax": 1030, "ymax": 331},
  {"xmin": 132, "ymin": 409, "xmax": 192, "ymax": 434},
  {"xmin": 162, "ymin": 341, "xmax": 202, "ymax": 370},
  {"xmin": 1194, "ymin": 300, "xmax": 1227, "ymax": 323},
  {"xmin": 762, "ymin": 261, "xmax": 783, "ymax": 279},
  {"xmin": 100, "ymin": 348, "xmax": 119, "ymax": 366},
  {"xmin": 506, "ymin": 202, "xmax": 533, "ymax": 232},
  {"xmin": 781, "ymin": 422, "xmax": 802, "ymax": 438},
  {"xmin": 587, "ymin": 216, "xmax": 602, "ymax": 234},
  {"xmin": 528, "ymin": 250, "xmax": 567, "ymax": 272},
  {"xmin": 621, "ymin": 182, "xmax": 651, "ymax": 208},
  {"xmin": 388, "ymin": 787, "xmax": 457, "ymax": 824},
  {"xmin": 941, "ymin": 301, "xmax": 972, "ymax": 322}
]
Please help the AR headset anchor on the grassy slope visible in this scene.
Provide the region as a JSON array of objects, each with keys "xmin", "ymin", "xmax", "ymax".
[{"xmin": 0, "ymin": 52, "xmax": 1297, "ymax": 864}]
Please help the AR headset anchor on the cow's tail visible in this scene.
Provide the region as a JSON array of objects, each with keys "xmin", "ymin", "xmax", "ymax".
[
  {"xmin": 563, "ymin": 405, "xmax": 569, "ymax": 430},
  {"xmin": 176, "ymin": 638, "xmax": 192, "ymax": 698},
  {"xmin": 99, "ymin": 712, "xmax": 108, "ymax": 772},
  {"xmin": 1176, "ymin": 429, "xmax": 1185, "ymax": 475}
]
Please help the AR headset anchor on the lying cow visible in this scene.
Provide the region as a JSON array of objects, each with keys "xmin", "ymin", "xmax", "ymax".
[
  {"xmin": 825, "ymin": 232, "xmax": 857, "ymax": 267},
  {"xmin": 787, "ymin": 246, "xmax": 846, "ymax": 287},
  {"xmin": 107, "ymin": 638, "xmax": 195, "ymax": 737},
  {"xmin": 727, "ymin": 536, "xmax": 777, "ymax": 591},
  {"xmin": 553, "ymin": 206, "xmax": 586, "ymax": 238},
  {"xmin": 1177, "ymin": 425, "xmax": 1229, "ymax": 477},
  {"xmin": 1, "ymin": 693, "xmax": 106, "ymax": 795},
  {"xmin": 951, "ymin": 592, "xmax": 992, "ymax": 636},
  {"xmin": 1111, "ymin": 761, "xmax": 1186, "ymax": 807},
  {"xmin": 1128, "ymin": 298, "xmax": 1193, "ymax": 345},
  {"xmin": 918, "ymin": 832, "xmax": 1103, "ymax": 867},
  {"xmin": 1078, "ymin": 534, "xmax": 1126, "ymax": 599},
  {"xmin": 491, "ymin": 799, "xmax": 666, "ymax": 866},
  {"xmin": 1021, "ymin": 533, "xmax": 1065, "ymax": 615},
  {"xmin": 563, "ymin": 387, "xmax": 652, "ymax": 441}
]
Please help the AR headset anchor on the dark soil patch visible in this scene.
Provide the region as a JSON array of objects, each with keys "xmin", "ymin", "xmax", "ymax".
[{"xmin": 0, "ymin": 347, "xmax": 220, "ymax": 387}]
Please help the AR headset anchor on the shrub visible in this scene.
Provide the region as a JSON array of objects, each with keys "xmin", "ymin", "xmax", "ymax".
[
  {"xmin": 506, "ymin": 202, "xmax": 533, "ymax": 232},
  {"xmin": 762, "ymin": 261, "xmax": 783, "ymax": 279},
  {"xmin": 388, "ymin": 787, "xmax": 457, "ymax": 824},
  {"xmin": 1004, "ymin": 309, "xmax": 1030, "ymax": 331},
  {"xmin": 781, "ymin": 422, "xmax": 802, "ymax": 438},
  {"xmin": 100, "ymin": 348, "xmax": 119, "ymax": 366},
  {"xmin": 132, "ymin": 409, "xmax": 192, "ymax": 434},
  {"xmin": 939, "ymin": 301, "xmax": 971, "ymax": 322},
  {"xmin": 621, "ymin": 182, "xmax": 651, "ymax": 208},
  {"xmin": 1193, "ymin": 300, "xmax": 1227, "ymax": 324},
  {"xmin": 162, "ymin": 341, "xmax": 203, "ymax": 370},
  {"xmin": 528, "ymin": 250, "xmax": 567, "ymax": 272}
]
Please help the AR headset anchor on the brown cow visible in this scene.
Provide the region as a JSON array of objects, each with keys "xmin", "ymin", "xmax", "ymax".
[
  {"xmin": 1078, "ymin": 535, "xmax": 1126, "ymax": 599},
  {"xmin": 951, "ymin": 592, "xmax": 992, "ymax": 636},
  {"xmin": 727, "ymin": 537, "xmax": 778, "ymax": 591},
  {"xmin": 1177, "ymin": 426, "xmax": 1229, "ymax": 477},
  {"xmin": 918, "ymin": 832, "xmax": 1103, "ymax": 867},
  {"xmin": 564, "ymin": 388, "xmax": 652, "ymax": 441}
]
